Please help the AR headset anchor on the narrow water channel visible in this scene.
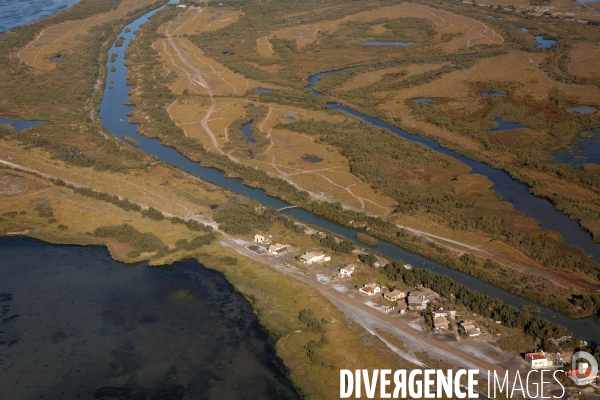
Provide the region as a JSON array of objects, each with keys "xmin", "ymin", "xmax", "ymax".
[
  {"xmin": 306, "ymin": 74, "xmax": 600, "ymax": 264},
  {"xmin": 97, "ymin": 1, "xmax": 600, "ymax": 342},
  {"xmin": 0, "ymin": 237, "xmax": 299, "ymax": 399}
]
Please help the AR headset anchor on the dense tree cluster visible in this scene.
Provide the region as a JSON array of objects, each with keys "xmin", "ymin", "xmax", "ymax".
[
  {"xmin": 214, "ymin": 200, "xmax": 278, "ymax": 235},
  {"xmin": 93, "ymin": 224, "xmax": 166, "ymax": 253},
  {"xmin": 312, "ymin": 233, "xmax": 355, "ymax": 253},
  {"xmin": 171, "ymin": 217, "xmax": 213, "ymax": 233}
]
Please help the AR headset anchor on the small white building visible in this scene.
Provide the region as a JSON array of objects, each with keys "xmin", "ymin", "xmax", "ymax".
[
  {"xmin": 524, "ymin": 352, "xmax": 554, "ymax": 368},
  {"xmin": 384, "ymin": 290, "xmax": 406, "ymax": 301},
  {"xmin": 359, "ymin": 283, "xmax": 381, "ymax": 296},
  {"xmin": 339, "ymin": 264, "xmax": 355, "ymax": 278},
  {"xmin": 300, "ymin": 251, "xmax": 330, "ymax": 264},
  {"xmin": 254, "ymin": 234, "xmax": 267, "ymax": 243}
]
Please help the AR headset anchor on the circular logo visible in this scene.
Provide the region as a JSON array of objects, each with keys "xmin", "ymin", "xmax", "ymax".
[{"xmin": 570, "ymin": 351, "xmax": 598, "ymax": 385}]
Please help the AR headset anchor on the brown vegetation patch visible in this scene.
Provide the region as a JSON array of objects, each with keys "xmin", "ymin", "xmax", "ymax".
[
  {"xmin": 154, "ymin": 36, "xmax": 251, "ymax": 96},
  {"xmin": 256, "ymin": 36, "xmax": 274, "ymax": 58},
  {"xmin": 569, "ymin": 43, "xmax": 600, "ymax": 83},
  {"xmin": 16, "ymin": 0, "xmax": 157, "ymax": 72},
  {"xmin": 0, "ymin": 172, "xmax": 47, "ymax": 197},
  {"xmin": 267, "ymin": 3, "xmax": 501, "ymax": 51},
  {"xmin": 339, "ymin": 62, "xmax": 450, "ymax": 92},
  {"xmin": 158, "ymin": 7, "xmax": 243, "ymax": 37}
]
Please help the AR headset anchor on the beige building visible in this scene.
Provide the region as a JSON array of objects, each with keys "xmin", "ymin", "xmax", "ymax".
[
  {"xmin": 384, "ymin": 290, "xmax": 406, "ymax": 301},
  {"xmin": 300, "ymin": 251, "xmax": 330, "ymax": 264},
  {"xmin": 433, "ymin": 316, "xmax": 450, "ymax": 330},
  {"xmin": 268, "ymin": 243, "xmax": 290, "ymax": 254},
  {"xmin": 254, "ymin": 234, "xmax": 267, "ymax": 243},
  {"xmin": 459, "ymin": 320, "xmax": 481, "ymax": 337}
]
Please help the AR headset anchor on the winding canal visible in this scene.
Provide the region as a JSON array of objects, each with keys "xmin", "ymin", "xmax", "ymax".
[{"xmin": 98, "ymin": 1, "xmax": 600, "ymax": 342}]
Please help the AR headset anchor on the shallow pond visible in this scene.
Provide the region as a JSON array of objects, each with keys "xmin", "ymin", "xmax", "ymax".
[
  {"xmin": 50, "ymin": 55, "xmax": 62, "ymax": 61},
  {"xmin": 568, "ymin": 106, "xmax": 596, "ymax": 115},
  {"xmin": 301, "ymin": 155, "xmax": 322, "ymax": 163},
  {"xmin": 535, "ymin": 36, "xmax": 557, "ymax": 48},
  {"xmin": 553, "ymin": 127, "xmax": 600, "ymax": 169},
  {"xmin": 242, "ymin": 121, "xmax": 255, "ymax": 144},
  {"xmin": 0, "ymin": 237, "xmax": 298, "ymax": 400},
  {"xmin": 413, "ymin": 98, "xmax": 436, "ymax": 104},
  {"xmin": 253, "ymin": 88, "xmax": 274, "ymax": 94},
  {"xmin": 361, "ymin": 41, "xmax": 413, "ymax": 46},
  {"xmin": 489, "ymin": 117, "xmax": 528, "ymax": 132},
  {"xmin": 521, "ymin": 27, "xmax": 530, "ymax": 33},
  {"xmin": 479, "ymin": 91, "xmax": 506, "ymax": 98},
  {"xmin": 0, "ymin": 117, "xmax": 46, "ymax": 132}
]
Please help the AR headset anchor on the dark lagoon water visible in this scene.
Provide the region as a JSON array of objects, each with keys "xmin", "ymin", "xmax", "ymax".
[
  {"xmin": 0, "ymin": 237, "xmax": 299, "ymax": 400},
  {"xmin": 241, "ymin": 121, "xmax": 255, "ymax": 144},
  {"xmin": 489, "ymin": 117, "xmax": 528, "ymax": 132},
  {"xmin": 96, "ymin": 0, "xmax": 600, "ymax": 341},
  {"xmin": 553, "ymin": 127, "xmax": 600, "ymax": 169},
  {"xmin": 0, "ymin": 117, "xmax": 46, "ymax": 132},
  {"xmin": 535, "ymin": 36, "xmax": 557, "ymax": 48},
  {"xmin": 0, "ymin": 0, "xmax": 80, "ymax": 33},
  {"xmin": 361, "ymin": 41, "xmax": 413, "ymax": 46}
]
